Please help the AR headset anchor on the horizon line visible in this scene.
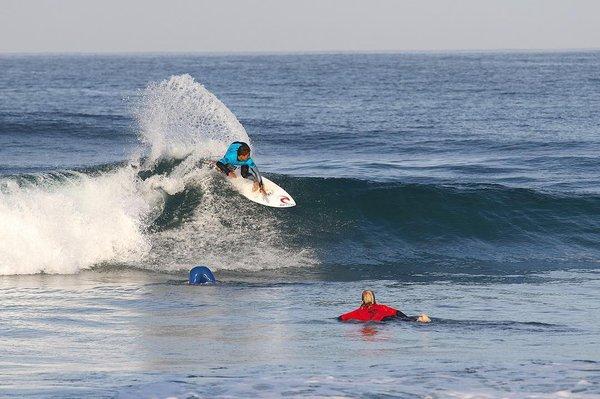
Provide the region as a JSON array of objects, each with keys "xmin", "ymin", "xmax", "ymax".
[{"xmin": 2, "ymin": 47, "xmax": 600, "ymax": 57}]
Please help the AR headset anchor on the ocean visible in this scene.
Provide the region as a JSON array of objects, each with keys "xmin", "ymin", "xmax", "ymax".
[{"xmin": 0, "ymin": 52, "xmax": 599, "ymax": 398}]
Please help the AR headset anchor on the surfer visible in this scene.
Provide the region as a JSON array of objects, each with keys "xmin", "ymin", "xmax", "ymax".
[
  {"xmin": 338, "ymin": 290, "xmax": 431, "ymax": 323},
  {"xmin": 216, "ymin": 142, "xmax": 267, "ymax": 195}
]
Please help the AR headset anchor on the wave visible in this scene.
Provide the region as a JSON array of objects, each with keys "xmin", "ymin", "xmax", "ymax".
[
  {"xmin": 1, "ymin": 159, "xmax": 599, "ymax": 275},
  {"xmin": 1, "ymin": 74, "xmax": 599, "ymax": 276},
  {"xmin": 283, "ymin": 176, "xmax": 600, "ymax": 265},
  {"xmin": 149, "ymin": 171, "xmax": 600, "ymax": 267}
]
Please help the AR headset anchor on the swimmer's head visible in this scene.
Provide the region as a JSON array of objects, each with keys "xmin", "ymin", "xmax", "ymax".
[
  {"xmin": 237, "ymin": 143, "xmax": 251, "ymax": 161},
  {"xmin": 361, "ymin": 290, "xmax": 376, "ymax": 306}
]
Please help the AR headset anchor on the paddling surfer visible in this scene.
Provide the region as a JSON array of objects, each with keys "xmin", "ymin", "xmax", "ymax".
[{"xmin": 338, "ymin": 290, "xmax": 431, "ymax": 323}]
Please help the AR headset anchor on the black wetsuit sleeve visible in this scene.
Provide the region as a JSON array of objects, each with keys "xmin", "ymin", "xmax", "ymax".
[
  {"xmin": 216, "ymin": 161, "xmax": 230, "ymax": 175},
  {"xmin": 395, "ymin": 310, "xmax": 420, "ymax": 321},
  {"xmin": 396, "ymin": 310, "xmax": 409, "ymax": 318}
]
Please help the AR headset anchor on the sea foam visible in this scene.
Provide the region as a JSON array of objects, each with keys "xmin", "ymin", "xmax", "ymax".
[{"xmin": 0, "ymin": 168, "xmax": 154, "ymax": 274}]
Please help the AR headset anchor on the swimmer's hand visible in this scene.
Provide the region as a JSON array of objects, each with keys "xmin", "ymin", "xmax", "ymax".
[
  {"xmin": 227, "ymin": 171, "xmax": 236, "ymax": 178},
  {"xmin": 417, "ymin": 314, "xmax": 431, "ymax": 323}
]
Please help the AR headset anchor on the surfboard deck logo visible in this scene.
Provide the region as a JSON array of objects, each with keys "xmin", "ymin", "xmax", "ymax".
[{"xmin": 226, "ymin": 172, "xmax": 296, "ymax": 208}]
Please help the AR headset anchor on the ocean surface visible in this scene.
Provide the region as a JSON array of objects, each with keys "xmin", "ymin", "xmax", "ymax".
[{"xmin": 1, "ymin": 52, "xmax": 599, "ymax": 398}]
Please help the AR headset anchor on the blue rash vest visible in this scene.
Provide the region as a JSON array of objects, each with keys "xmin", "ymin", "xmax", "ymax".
[{"xmin": 216, "ymin": 142, "xmax": 263, "ymax": 185}]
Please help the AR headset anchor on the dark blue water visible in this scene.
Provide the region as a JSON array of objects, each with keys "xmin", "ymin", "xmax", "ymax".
[{"xmin": 1, "ymin": 53, "xmax": 599, "ymax": 398}]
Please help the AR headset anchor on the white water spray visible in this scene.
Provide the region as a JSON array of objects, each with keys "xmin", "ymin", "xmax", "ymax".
[{"xmin": 135, "ymin": 74, "xmax": 250, "ymax": 163}]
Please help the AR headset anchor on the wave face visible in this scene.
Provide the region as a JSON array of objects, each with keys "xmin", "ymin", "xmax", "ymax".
[
  {"xmin": 145, "ymin": 172, "xmax": 600, "ymax": 271},
  {"xmin": 281, "ymin": 177, "xmax": 600, "ymax": 266}
]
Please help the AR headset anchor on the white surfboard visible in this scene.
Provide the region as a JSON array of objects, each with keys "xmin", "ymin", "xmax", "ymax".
[{"xmin": 227, "ymin": 171, "xmax": 296, "ymax": 208}]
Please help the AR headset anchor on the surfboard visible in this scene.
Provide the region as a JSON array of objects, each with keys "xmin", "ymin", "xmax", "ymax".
[{"xmin": 227, "ymin": 170, "xmax": 296, "ymax": 208}]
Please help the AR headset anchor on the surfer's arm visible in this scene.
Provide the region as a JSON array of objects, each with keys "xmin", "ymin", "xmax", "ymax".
[
  {"xmin": 377, "ymin": 305, "xmax": 407, "ymax": 321},
  {"xmin": 394, "ymin": 309, "xmax": 410, "ymax": 319},
  {"xmin": 394, "ymin": 313, "xmax": 419, "ymax": 322},
  {"xmin": 338, "ymin": 308, "xmax": 363, "ymax": 321},
  {"xmin": 382, "ymin": 307, "xmax": 424, "ymax": 322},
  {"xmin": 249, "ymin": 165, "xmax": 263, "ymax": 187},
  {"xmin": 396, "ymin": 312, "xmax": 431, "ymax": 323},
  {"xmin": 246, "ymin": 159, "xmax": 263, "ymax": 187}
]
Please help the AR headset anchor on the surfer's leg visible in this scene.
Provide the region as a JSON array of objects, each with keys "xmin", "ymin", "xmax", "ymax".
[{"xmin": 216, "ymin": 161, "xmax": 235, "ymax": 175}]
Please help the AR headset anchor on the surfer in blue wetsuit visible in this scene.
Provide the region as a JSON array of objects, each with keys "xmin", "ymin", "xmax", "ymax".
[{"xmin": 216, "ymin": 142, "xmax": 267, "ymax": 195}]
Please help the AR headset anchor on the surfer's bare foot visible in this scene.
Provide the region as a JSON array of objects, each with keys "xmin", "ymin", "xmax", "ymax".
[{"xmin": 228, "ymin": 172, "xmax": 236, "ymax": 178}]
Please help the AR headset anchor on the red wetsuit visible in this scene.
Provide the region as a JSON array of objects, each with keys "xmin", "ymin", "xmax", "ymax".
[{"xmin": 338, "ymin": 304, "xmax": 408, "ymax": 322}]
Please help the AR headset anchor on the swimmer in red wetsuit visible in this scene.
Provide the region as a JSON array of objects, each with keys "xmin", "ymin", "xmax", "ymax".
[{"xmin": 338, "ymin": 290, "xmax": 431, "ymax": 323}]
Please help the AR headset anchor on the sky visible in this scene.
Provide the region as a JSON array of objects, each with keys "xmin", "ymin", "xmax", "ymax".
[{"xmin": 1, "ymin": 0, "xmax": 599, "ymax": 53}]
